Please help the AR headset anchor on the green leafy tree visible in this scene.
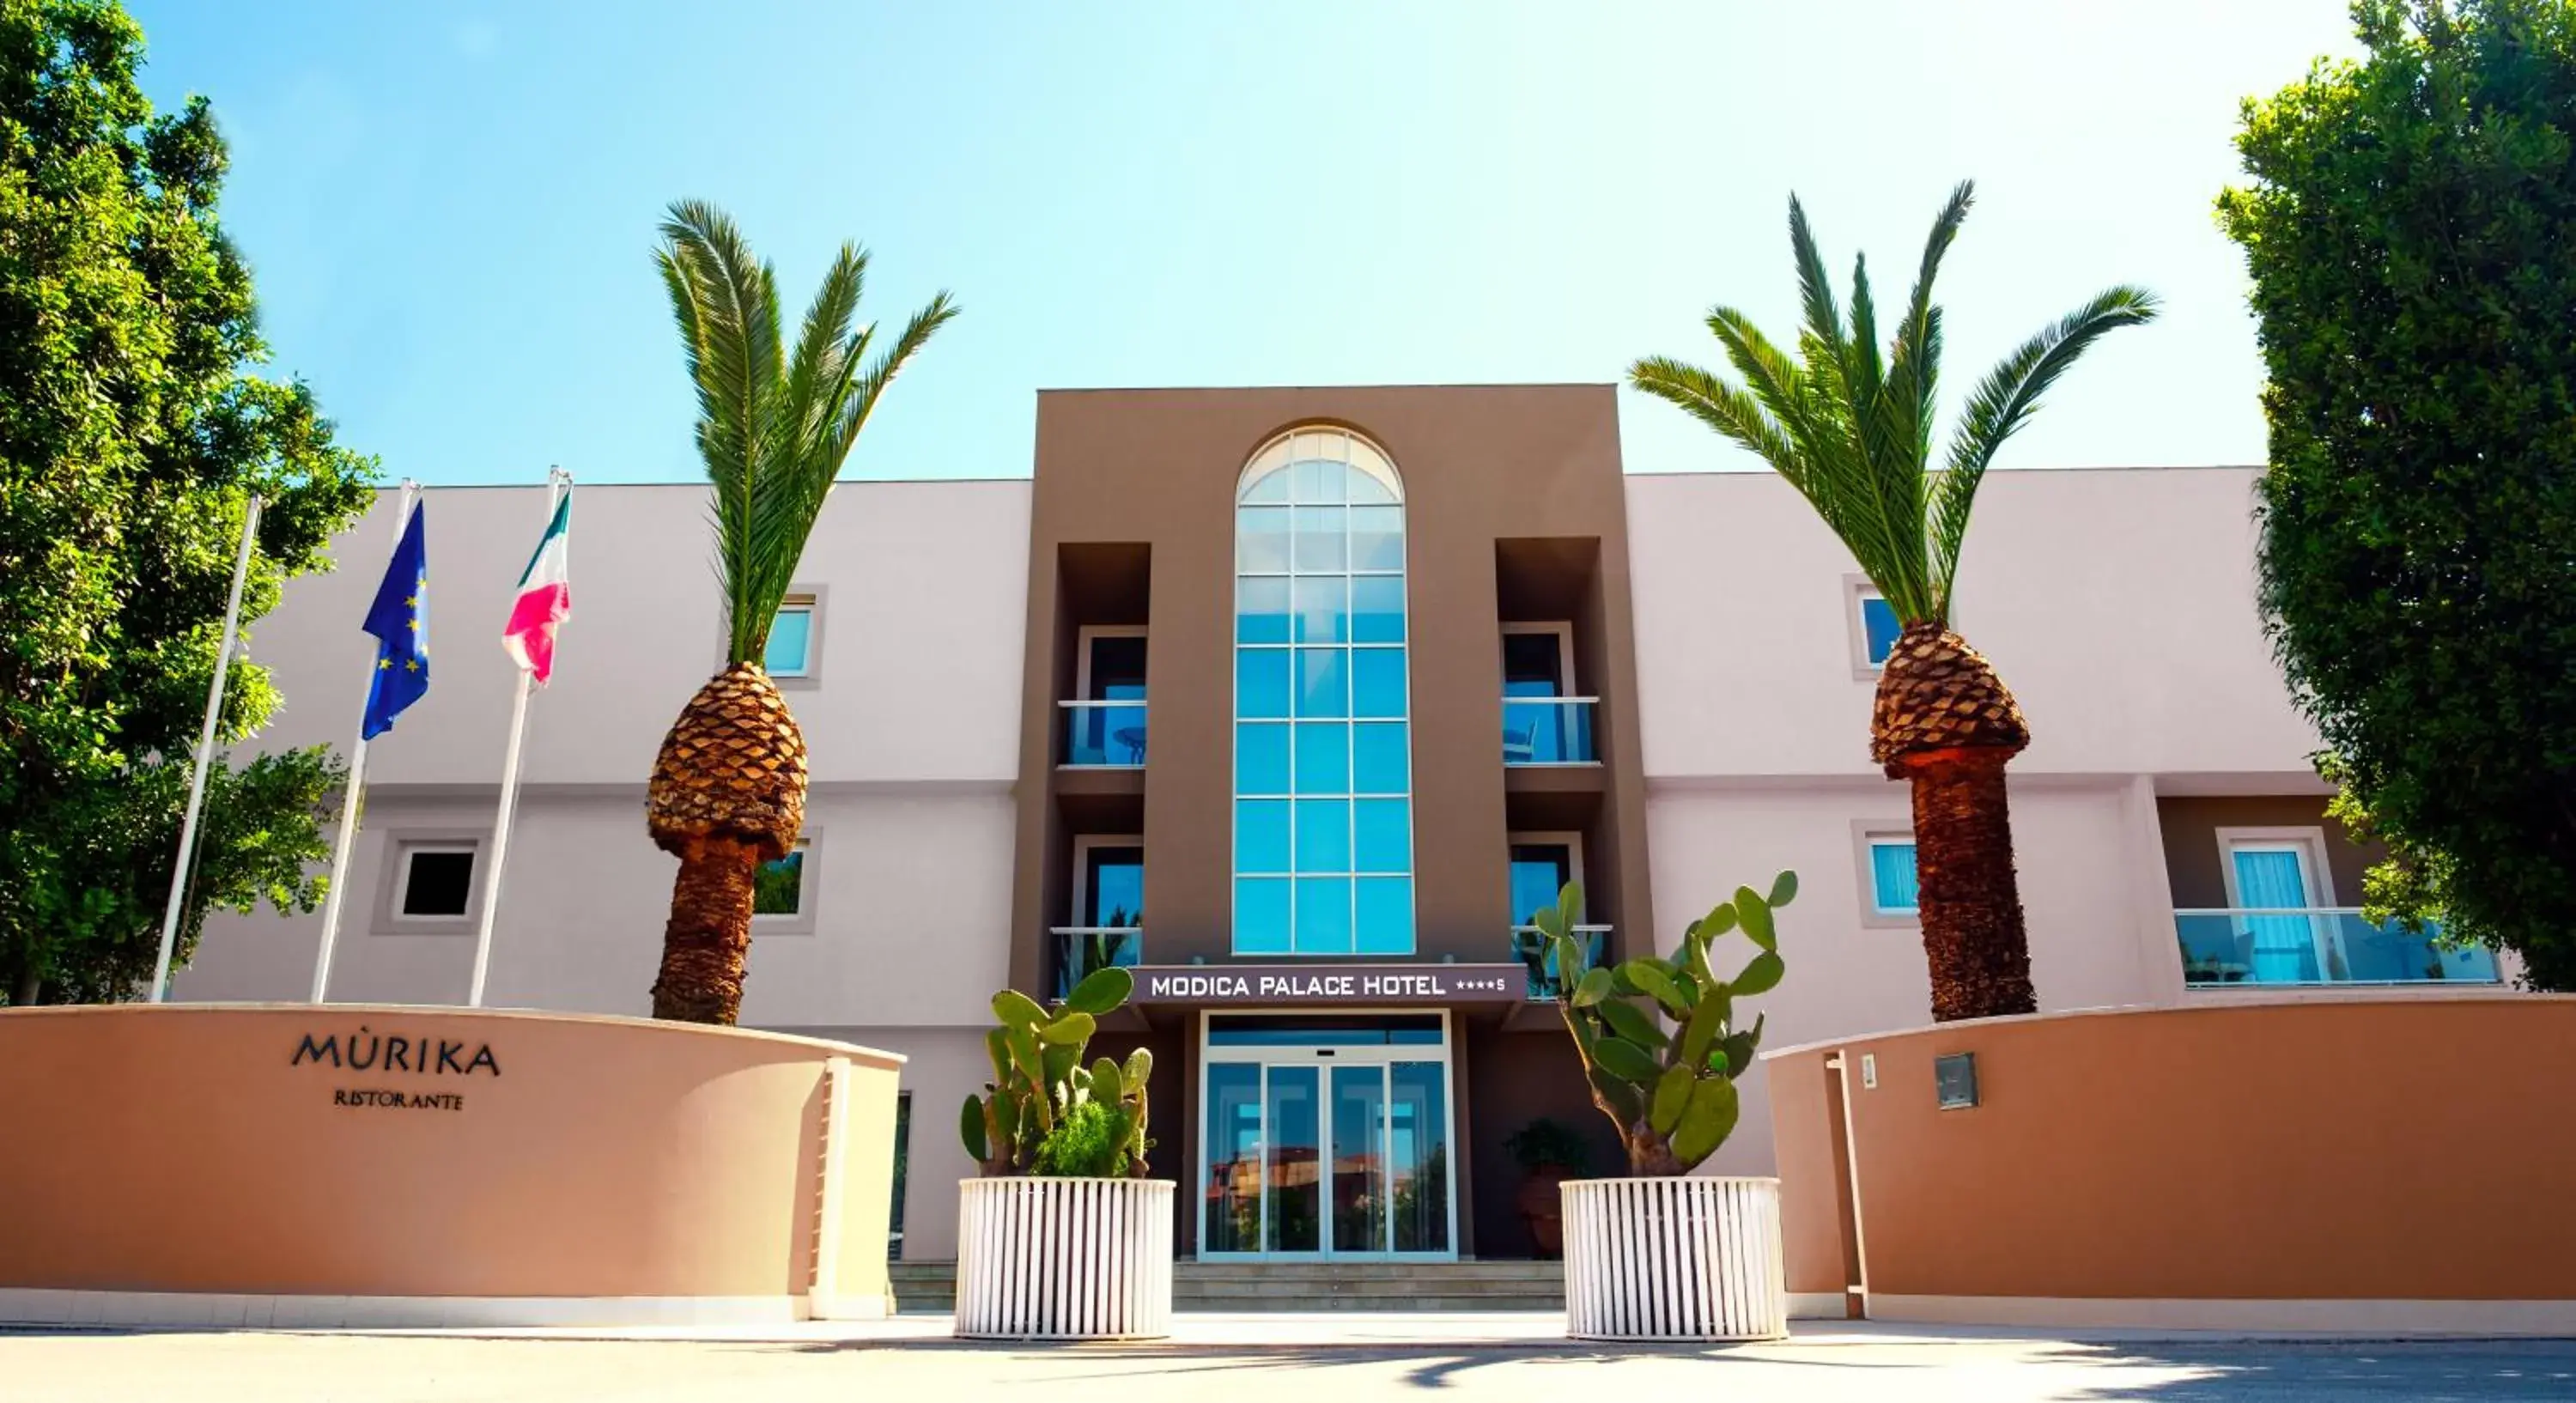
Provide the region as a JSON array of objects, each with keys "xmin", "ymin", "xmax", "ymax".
[
  {"xmin": 1631, "ymin": 185, "xmax": 2155, "ymax": 1020},
  {"xmin": 0, "ymin": 0, "xmax": 374, "ymax": 1004},
  {"xmin": 2219, "ymin": 0, "xmax": 2576, "ymax": 988}
]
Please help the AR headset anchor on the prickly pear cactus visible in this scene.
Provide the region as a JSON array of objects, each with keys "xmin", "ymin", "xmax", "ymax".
[
  {"xmin": 1532, "ymin": 872, "xmax": 1795, "ymax": 1175},
  {"xmin": 959, "ymin": 965, "xmax": 1155, "ymax": 1177}
]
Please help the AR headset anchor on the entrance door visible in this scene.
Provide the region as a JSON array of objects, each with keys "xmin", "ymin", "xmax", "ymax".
[{"xmin": 1200, "ymin": 1015, "xmax": 1455, "ymax": 1259}]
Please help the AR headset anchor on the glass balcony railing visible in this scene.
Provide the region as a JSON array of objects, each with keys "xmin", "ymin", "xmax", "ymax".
[
  {"xmin": 1510, "ymin": 924, "xmax": 1610, "ymax": 1001},
  {"xmin": 2175, "ymin": 909, "xmax": 2500, "ymax": 987},
  {"xmin": 1059, "ymin": 700, "xmax": 1147, "ymax": 768},
  {"xmin": 1502, "ymin": 696, "xmax": 1598, "ymax": 765},
  {"xmin": 1053, "ymin": 926, "xmax": 1143, "ymax": 999}
]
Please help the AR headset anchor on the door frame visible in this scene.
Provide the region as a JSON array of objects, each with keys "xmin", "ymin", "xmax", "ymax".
[
  {"xmin": 1070, "ymin": 834, "xmax": 1145, "ymax": 927},
  {"xmin": 1194, "ymin": 1008, "xmax": 1461, "ymax": 1262},
  {"xmin": 2217, "ymin": 826, "xmax": 2338, "ymax": 981},
  {"xmin": 1506, "ymin": 830, "xmax": 1586, "ymax": 921},
  {"xmin": 1074, "ymin": 624, "xmax": 1150, "ymax": 701}
]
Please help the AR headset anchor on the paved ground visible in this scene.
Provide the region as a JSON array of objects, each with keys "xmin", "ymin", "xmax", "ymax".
[{"xmin": 3, "ymin": 1320, "xmax": 2572, "ymax": 1401}]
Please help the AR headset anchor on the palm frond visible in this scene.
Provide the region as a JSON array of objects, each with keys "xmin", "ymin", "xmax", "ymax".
[
  {"xmin": 1929, "ymin": 284, "xmax": 2160, "ymax": 615},
  {"xmin": 656, "ymin": 202, "xmax": 957, "ymax": 664},
  {"xmin": 1631, "ymin": 184, "xmax": 2153, "ymax": 631}
]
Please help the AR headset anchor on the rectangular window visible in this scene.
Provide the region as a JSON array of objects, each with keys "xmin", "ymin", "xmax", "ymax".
[
  {"xmin": 767, "ymin": 597, "xmax": 816, "ymax": 677},
  {"xmin": 1868, "ymin": 838, "xmax": 1920, "ymax": 915},
  {"xmin": 396, "ymin": 844, "xmax": 476, "ymax": 919},
  {"xmin": 1857, "ymin": 588, "xmax": 1902, "ymax": 668},
  {"xmin": 753, "ymin": 841, "xmax": 806, "ymax": 918}
]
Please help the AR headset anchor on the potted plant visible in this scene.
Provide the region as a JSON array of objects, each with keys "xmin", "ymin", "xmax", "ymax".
[
  {"xmin": 1532, "ymin": 874, "xmax": 1796, "ymax": 1341},
  {"xmin": 1503, "ymin": 1118, "xmax": 1592, "ymax": 1258},
  {"xmin": 952, "ymin": 966, "xmax": 1171, "ymax": 1339}
]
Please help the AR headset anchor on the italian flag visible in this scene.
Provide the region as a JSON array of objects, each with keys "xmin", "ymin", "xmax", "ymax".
[{"xmin": 502, "ymin": 491, "xmax": 571, "ymax": 683}]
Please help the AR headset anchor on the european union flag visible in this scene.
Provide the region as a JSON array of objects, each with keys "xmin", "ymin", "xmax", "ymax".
[{"xmin": 361, "ymin": 502, "xmax": 430, "ymax": 739}]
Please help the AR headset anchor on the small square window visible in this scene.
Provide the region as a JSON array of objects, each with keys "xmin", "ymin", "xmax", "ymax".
[
  {"xmin": 767, "ymin": 598, "xmax": 817, "ymax": 677},
  {"xmin": 398, "ymin": 846, "xmax": 476, "ymax": 918},
  {"xmin": 754, "ymin": 843, "xmax": 807, "ymax": 918},
  {"xmin": 1858, "ymin": 589, "xmax": 1902, "ymax": 668},
  {"xmin": 1868, "ymin": 838, "xmax": 1920, "ymax": 915}
]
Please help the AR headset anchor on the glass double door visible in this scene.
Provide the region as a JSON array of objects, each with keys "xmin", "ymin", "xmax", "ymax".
[{"xmin": 1203, "ymin": 1051, "xmax": 1451, "ymax": 1258}]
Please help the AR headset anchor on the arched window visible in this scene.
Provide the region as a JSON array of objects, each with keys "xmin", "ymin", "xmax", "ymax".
[{"xmin": 1232, "ymin": 427, "xmax": 1413, "ymax": 955}]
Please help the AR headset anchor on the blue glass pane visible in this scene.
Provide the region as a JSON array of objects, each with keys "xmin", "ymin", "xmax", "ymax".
[
  {"xmin": 1297, "ymin": 648, "xmax": 1348, "ymax": 719},
  {"xmin": 1354, "ymin": 878, "xmax": 1414, "ymax": 955},
  {"xmin": 1237, "ymin": 723, "xmax": 1290, "ymax": 794},
  {"xmin": 1871, "ymin": 841, "xmax": 1919, "ymax": 913},
  {"xmin": 1236, "ymin": 800, "xmax": 1291, "ymax": 873},
  {"xmin": 1510, "ymin": 852, "xmax": 1571, "ymax": 928},
  {"xmin": 1293, "ymin": 507, "xmax": 1346, "ymax": 572},
  {"xmin": 1242, "ymin": 465, "xmax": 1290, "ymax": 504},
  {"xmin": 1238, "ymin": 507, "xmax": 1291, "ymax": 574},
  {"xmin": 1345, "ymin": 466, "xmax": 1396, "ymax": 506},
  {"xmin": 1293, "ymin": 722, "xmax": 1349, "ymax": 794},
  {"xmin": 1292, "ymin": 575, "xmax": 1349, "ymax": 643},
  {"xmin": 1349, "ymin": 507, "xmax": 1404, "ymax": 572},
  {"xmin": 1351, "ymin": 576, "xmax": 1406, "ymax": 643},
  {"xmin": 1237, "ymin": 649, "xmax": 1291, "ymax": 719},
  {"xmin": 1296, "ymin": 799, "xmax": 1351, "ymax": 872},
  {"xmin": 1353, "ymin": 799, "xmax": 1410, "ymax": 873},
  {"xmin": 1236, "ymin": 878, "xmax": 1291, "ymax": 954},
  {"xmin": 1862, "ymin": 594, "xmax": 1903, "ymax": 665},
  {"xmin": 1292, "ymin": 459, "xmax": 1345, "ymax": 504},
  {"xmin": 1236, "ymin": 577, "xmax": 1290, "ymax": 644},
  {"xmin": 1352, "ymin": 649, "xmax": 1406, "ymax": 719},
  {"xmin": 1352, "ymin": 723, "xmax": 1409, "ymax": 793},
  {"xmin": 1295, "ymin": 877, "xmax": 1353, "ymax": 953},
  {"xmin": 765, "ymin": 608, "xmax": 812, "ymax": 675}
]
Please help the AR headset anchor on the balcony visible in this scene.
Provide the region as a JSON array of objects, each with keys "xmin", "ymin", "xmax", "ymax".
[
  {"xmin": 1510, "ymin": 924, "xmax": 1610, "ymax": 1001},
  {"xmin": 2175, "ymin": 909, "xmax": 2500, "ymax": 988},
  {"xmin": 1059, "ymin": 701, "xmax": 1147, "ymax": 768},
  {"xmin": 1502, "ymin": 697, "xmax": 1597, "ymax": 766},
  {"xmin": 1052, "ymin": 926, "xmax": 1143, "ymax": 999}
]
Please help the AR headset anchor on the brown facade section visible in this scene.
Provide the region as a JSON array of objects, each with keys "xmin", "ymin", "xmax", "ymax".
[
  {"xmin": 1007, "ymin": 386, "xmax": 1655, "ymax": 1257},
  {"xmin": 2157, "ymin": 795, "xmax": 2384, "ymax": 908},
  {"xmin": 1009, "ymin": 385, "xmax": 1654, "ymax": 982},
  {"xmin": 1767, "ymin": 999, "xmax": 2576, "ymax": 1312}
]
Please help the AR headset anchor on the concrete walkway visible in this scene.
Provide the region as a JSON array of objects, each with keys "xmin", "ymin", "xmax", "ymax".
[{"xmin": 3, "ymin": 1315, "xmax": 2573, "ymax": 1400}]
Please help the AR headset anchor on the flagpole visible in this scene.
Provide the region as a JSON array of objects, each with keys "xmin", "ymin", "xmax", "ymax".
[
  {"xmin": 310, "ymin": 480, "xmax": 419, "ymax": 1004},
  {"xmin": 465, "ymin": 467, "xmax": 568, "ymax": 1008},
  {"xmin": 149, "ymin": 495, "xmax": 264, "ymax": 1004}
]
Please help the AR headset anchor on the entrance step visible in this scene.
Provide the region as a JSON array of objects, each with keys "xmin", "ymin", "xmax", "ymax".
[{"xmin": 890, "ymin": 1260, "xmax": 1565, "ymax": 1315}]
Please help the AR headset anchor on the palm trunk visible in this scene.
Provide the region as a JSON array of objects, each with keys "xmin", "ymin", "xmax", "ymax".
[
  {"xmin": 1894, "ymin": 744, "xmax": 2037, "ymax": 1021},
  {"xmin": 649, "ymin": 833, "xmax": 762, "ymax": 1024}
]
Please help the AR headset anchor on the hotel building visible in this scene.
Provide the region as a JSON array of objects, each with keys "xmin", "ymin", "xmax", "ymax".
[{"xmin": 178, "ymin": 385, "xmax": 2506, "ymax": 1264}]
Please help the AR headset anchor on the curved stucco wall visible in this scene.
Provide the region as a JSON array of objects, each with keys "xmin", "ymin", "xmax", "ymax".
[
  {"xmin": 0, "ymin": 1005, "xmax": 902, "ymax": 1317},
  {"xmin": 1766, "ymin": 997, "xmax": 2576, "ymax": 1329}
]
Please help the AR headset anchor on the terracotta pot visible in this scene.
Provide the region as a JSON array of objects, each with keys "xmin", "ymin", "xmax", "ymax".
[{"xmin": 1516, "ymin": 1164, "xmax": 1571, "ymax": 1258}]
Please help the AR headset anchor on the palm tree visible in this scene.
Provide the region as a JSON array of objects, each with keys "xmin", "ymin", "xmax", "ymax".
[
  {"xmin": 1630, "ymin": 182, "xmax": 2154, "ymax": 1022},
  {"xmin": 645, "ymin": 201, "xmax": 956, "ymax": 1023}
]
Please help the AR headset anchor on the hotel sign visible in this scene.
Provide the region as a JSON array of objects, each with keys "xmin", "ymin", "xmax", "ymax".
[{"xmin": 1128, "ymin": 964, "xmax": 1528, "ymax": 1005}]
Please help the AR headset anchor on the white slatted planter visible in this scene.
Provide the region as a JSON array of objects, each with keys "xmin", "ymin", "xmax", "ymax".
[
  {"xmin": 1561, "ymin": 1176, "xmax": 1787, "ymax": 1341},
  {"xmin": 954, "ymin": 1177, "xmax": 1173, "ymax": 1339}
]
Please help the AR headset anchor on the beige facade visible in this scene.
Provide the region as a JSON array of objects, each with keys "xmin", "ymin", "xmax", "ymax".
[{"xmin": 173, "ymin": 388, "xmax": 2511, "ymax": 1260}]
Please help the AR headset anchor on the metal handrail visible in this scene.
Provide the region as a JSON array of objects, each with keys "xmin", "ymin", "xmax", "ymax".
[{"xmin": 1057, "ymin": 699, "xmax": 1146, "ymax": 708}]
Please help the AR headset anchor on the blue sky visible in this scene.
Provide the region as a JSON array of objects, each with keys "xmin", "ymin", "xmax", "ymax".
[{"xmin": 128, "ymin": 1, "xmax": 2364, "ymax": 488}]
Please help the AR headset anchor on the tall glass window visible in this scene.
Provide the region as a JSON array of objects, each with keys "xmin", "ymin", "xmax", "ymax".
[{"xmin": 1234, "ymin": 428, "xmax": 1413, "ymax": 955}]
